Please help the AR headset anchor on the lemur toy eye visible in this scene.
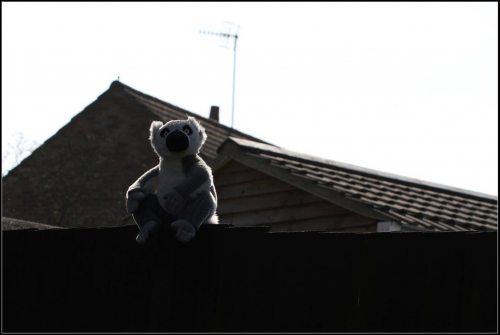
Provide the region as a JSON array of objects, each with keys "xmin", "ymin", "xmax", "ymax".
[
  {"xmin": 160, "ymin": 128, "xmax": 170, "ymax": 137},
  {"xmin": 182, "ymin": 125, "xmax": 193, "ymax": 135}
]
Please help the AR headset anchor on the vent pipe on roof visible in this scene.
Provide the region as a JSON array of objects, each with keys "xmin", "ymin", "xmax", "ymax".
[{"xmin": 209, "ymin": 106, "xmax": 220, "ymax": 123}]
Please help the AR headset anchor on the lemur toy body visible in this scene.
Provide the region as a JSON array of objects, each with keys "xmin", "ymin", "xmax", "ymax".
[{"xmin": 126, "ymin": 117, "xmax": 218, "ymax": 243}]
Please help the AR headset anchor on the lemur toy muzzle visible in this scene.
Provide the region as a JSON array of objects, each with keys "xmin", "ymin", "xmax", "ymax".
[{"xmin": 166, "ymin": 130, "xmax": 189, "ymax": 152}]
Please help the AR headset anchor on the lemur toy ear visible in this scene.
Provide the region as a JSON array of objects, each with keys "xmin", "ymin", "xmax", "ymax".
[
  {"xmin": 149, "ymin": 121, "xmax": 163, "ymax": 140},
  {"xmin": 187, "ymin": 116, "xmax": 207, "ymax": 145}
]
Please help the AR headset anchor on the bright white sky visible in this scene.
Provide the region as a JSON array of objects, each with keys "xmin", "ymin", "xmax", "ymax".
[{"xmin": 2, "ymin": 2, "xmax": 498, "ymax": 196}]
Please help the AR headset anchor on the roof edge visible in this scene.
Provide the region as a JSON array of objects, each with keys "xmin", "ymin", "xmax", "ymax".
[
  {"xmin": 222, "ymin": 137, "xmax": 498, "ymax": 203},
  {"xmin": 109, "ymin": 80, "xmax": 272, "ymax": 145},
  {"xmin": 2, "ymin": 217, "xmax": 65, "ymax": 231}
]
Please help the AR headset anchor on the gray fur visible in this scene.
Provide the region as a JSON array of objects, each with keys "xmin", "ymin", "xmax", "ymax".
[
  {"xmin": 126, "ymin": 117, "xmax": 218, "ymax": 243},
  {"xmin": 127, "ymin": 165, "xmax": 159, "ymax": 194}
]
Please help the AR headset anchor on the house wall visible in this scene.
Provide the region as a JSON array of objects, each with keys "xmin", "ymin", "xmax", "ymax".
[{"xmin": 214, "ymin": 161, "xmax": 378, "ymax": 232}]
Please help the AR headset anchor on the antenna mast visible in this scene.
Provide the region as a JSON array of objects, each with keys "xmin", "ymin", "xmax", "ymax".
[{"xmin": 200, "ymin": 23, "xmax": 239, "ymax": 128}]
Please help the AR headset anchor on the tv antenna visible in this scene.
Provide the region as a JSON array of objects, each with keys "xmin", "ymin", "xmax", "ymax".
[{"xmin": 200, "ymin": 22, "xmax": 240, "ymax": 128}]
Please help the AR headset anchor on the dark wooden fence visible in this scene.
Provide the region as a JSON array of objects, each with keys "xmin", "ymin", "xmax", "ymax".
[{"xmin": 3, "ymin": 224, "xmax": 497, "ymax": 332}]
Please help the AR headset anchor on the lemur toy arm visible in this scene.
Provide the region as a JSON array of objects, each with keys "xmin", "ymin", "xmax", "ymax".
[
  {"xmin": 127, "ymin": 165, "xmax": 159, "ymax": 194},
  {"xmin": 126, "ymin": 165, "xmax": 159, "ymax": 214}
]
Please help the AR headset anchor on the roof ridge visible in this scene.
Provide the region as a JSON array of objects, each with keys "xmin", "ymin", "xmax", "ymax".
[
  {"xmin": 108, "ymin": 81, "xmax": 272, "ymax": 145},
  {"xmin": 226, "ymin": 137, "xmax": 498, "ymax": 203}
]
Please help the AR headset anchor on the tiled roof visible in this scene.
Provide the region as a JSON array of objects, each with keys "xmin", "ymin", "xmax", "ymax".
[
  {"xmin": 216, "ymin": 138, "xmax": 498, "ymax": 232},
  {"xmin": 115, "ymin": 81, "xmax": 270, "ymax": 159},
  {"xmin": 2, "ymin": 81, "xmax": 267, "ymax": 228}
]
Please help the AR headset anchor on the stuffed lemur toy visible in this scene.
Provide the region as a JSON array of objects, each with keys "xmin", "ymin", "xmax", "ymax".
[{"xmin": 126, "ymin": 117, "xmax": 218, "ymax": 243}]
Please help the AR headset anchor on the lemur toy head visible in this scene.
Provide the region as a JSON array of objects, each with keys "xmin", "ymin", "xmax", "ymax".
[{"xmin": 149, "ymin": 116, "xmax": 207, "ymax": 158}]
